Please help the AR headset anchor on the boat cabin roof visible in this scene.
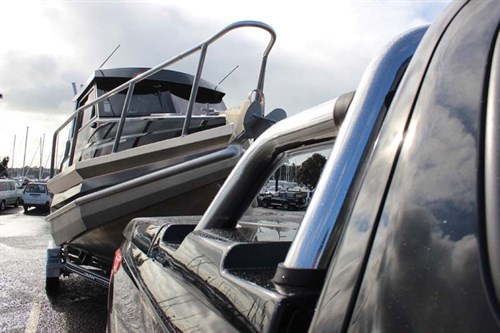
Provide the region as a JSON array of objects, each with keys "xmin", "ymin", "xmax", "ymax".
[{"xmin": 74, "ymin": 67, "xmax": 225, "ymax": 104}]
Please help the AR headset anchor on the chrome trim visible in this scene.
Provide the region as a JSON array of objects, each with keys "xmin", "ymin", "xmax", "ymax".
[
  {"xmin": 284, "ymin": 27, "xmax": 428, "ymax": 270},
  {"xmin": 50, "ymin": 21, "xmax": 276, "ymax": 177},
  {"xmin": 485, "ymin": 33, "xmax": 500, "ymax": 304},
  {"xmin": 195, "ymin": 99, "xmax": 339, "ymax": 230}
]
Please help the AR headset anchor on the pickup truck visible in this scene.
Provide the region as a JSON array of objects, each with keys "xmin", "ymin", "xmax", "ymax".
[
  {"xmin": 107, "ymin": 1, "xmax": 500, "ymax": 332},
  {"xmin": 257, "ymin": 191, "xmax": 307, "ymax": 210}
]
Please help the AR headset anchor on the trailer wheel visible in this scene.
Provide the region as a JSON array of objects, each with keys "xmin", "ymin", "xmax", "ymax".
[{"xmin": 46, "ymin": 277, "xmax": 59, "ymax": 294}]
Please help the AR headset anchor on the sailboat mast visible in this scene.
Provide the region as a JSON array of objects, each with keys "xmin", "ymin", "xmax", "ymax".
[
  {"xmin": 22, "ymin": 127, "xmax": 29, "ymax": 178},
  {"xmin": 12, "ymin": 135, "xmax": 16, "ymax": 175},
  {"xmin": 39, "ymin": 134, "xmax": 45, "ymax": 180}
]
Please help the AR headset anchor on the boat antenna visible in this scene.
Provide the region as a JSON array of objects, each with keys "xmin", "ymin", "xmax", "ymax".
[
  {"xmin": 98, "ymin": 44, "xmax": 121, "ymax": 70},
  {"xmin": 70, "ymin": 44, "xmax": 120, "ymax": 97},
  {"xmin": 214, "ymin": 65, "xmax": 239, "ymax": 91}
]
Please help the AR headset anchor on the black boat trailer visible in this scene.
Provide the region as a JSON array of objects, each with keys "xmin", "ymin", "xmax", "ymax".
[{"xmin": 46, "ymin": 240, "xmax": 110, "ymax": 292}]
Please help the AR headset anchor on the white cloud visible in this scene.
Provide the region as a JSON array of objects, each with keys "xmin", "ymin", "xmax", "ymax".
[{"xmin": 0, "ymin": 0, "xmax": 451, "ymax": 168}]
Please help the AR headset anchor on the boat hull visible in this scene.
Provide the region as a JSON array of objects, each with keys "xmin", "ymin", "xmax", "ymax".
[
  {"xmin": 49, "ymin": 124, "xmax": 235, "ymax": 209},
  {"xmin": 46, "ymin": 144, "xmax": 243, "ymax": 263}
]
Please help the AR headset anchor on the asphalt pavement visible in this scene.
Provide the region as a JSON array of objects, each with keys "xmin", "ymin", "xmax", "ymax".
[
  {"xmin": 0, "ymin": 206, "xmax": 107, "ymax": 333},
  {"xmin": 0, "ymin": 205, "xmax": 306, "ymax": 333}
]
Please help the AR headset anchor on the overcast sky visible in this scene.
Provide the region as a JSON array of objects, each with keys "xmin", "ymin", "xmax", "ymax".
[{"xmin": 0, "ymin": 0, "xmax": 452, "ymax": 170}]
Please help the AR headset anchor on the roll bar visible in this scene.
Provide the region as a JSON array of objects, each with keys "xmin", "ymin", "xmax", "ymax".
[
  {"xmin": 196, "ymin": 26, "xmax": 428, "ymax": 274},
  {"xmin": 284, "ymin": 26, "xmax": 428, "ymax": 270}
]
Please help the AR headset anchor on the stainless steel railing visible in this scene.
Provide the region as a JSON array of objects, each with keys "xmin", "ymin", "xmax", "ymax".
[
  {"xmin": 284, "ymin": 26, "xmax": 428, "ymax": 270},
  {"xmin": 49, "ymin": 21, "xmax": 276, "ymax": 178}
]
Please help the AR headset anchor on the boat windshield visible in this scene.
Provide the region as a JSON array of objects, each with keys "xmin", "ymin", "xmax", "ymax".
[{"xmin": 96, "ymin": 89, "xmax": 226, "ymax": 117}]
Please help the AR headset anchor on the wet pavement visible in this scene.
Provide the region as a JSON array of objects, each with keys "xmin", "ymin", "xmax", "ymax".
[
  {"xmin": 0, "ymin": 205, "xmax": 305, "ymax": 332},
  {"xmin": 0, "ymin": 207, "xmax": 107, "ymax": 333}
]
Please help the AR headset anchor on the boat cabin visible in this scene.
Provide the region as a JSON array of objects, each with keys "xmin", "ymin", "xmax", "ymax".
[{"xmin": 70, "ymin": 68, "xmax": 228, "ymax": 162}]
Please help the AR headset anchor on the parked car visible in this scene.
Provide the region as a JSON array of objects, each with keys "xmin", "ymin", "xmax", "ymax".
[
  {"xmin": 0, "ymin": 178, "xmax": 22, "ymax": 210},
  {"xmin": 22, "ymin": 182, "xmax": 52, "ymax": 212},
  {"xmin": 257, "ymin": 191, "xmax": 307, "ymax": 210},
  {"xmin": 107, "ymin": 2, "xmax": 500, "ymax": 332}
]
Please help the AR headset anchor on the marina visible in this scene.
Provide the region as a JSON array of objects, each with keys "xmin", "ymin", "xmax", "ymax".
[{"xmin": 1, "ymin": 1, "xmax": 496, "ymax": 332}]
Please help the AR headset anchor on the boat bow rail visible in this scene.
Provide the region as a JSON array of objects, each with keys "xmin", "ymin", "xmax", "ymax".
[{"xmin": 49, "ymin": 21, "xmax": 277, "ymax": 178}]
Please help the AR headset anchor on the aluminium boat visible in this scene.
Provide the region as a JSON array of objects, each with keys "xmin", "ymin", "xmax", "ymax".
[{"xmin": 45, "ymin": 21, "xmax": 285, "ymax": 286}]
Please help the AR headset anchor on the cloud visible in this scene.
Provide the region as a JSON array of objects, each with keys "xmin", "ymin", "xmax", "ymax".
[
  {"xmin": 0, "ymin": 1, "xmax": 451, "ymax": 165},
  {"xmin": 2, "ymin": 51, "xmax": 75, "ymax": 113}
]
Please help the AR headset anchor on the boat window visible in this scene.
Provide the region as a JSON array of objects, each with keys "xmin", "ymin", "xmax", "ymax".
[
  {"xmin": 170, "ymin": 94, "xmax": 226, "ymax": 115},
  {"xmin": 97, "ymin": 89, "xmax": 169, "ymax": 117},
  {"xmin": 96, "ymin": 88, "xmax": 226, "ymax": 117},
  {"xmin": 96, "ymin": 89, "xmax": 173, "ymax": 117},
  {"xmin": 74, "ymin": 87, "xmax": 96, "ymax": 132}
]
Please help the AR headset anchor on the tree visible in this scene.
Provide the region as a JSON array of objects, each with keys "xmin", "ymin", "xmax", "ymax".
[{"xmin": 298, "ymin": 153, "xmax": 327, "ymax": 190}]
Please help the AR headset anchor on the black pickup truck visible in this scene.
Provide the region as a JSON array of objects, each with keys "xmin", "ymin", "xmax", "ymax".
[{"xmin": 107, "ymin": 1, "xmax": 500, "ymax": 332}]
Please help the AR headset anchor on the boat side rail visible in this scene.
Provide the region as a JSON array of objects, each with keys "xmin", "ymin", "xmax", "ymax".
[{"xmin": 50, "ymin": 21, "xmax": 276, "ymax": 178}]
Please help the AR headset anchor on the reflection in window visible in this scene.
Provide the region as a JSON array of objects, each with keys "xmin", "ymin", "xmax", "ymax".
[{"xmin": 96, "ymin": 89, "xmax": 226, "ymax": 117}]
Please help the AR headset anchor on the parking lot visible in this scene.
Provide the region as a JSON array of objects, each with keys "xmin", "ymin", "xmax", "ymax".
[
  {"xmin": 0, "ymin": 207, "xmax": 107, "ymax": 333},
  {"xmin": 0, "ymin": 205, "xmax": 305, "ymax": 332}
]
